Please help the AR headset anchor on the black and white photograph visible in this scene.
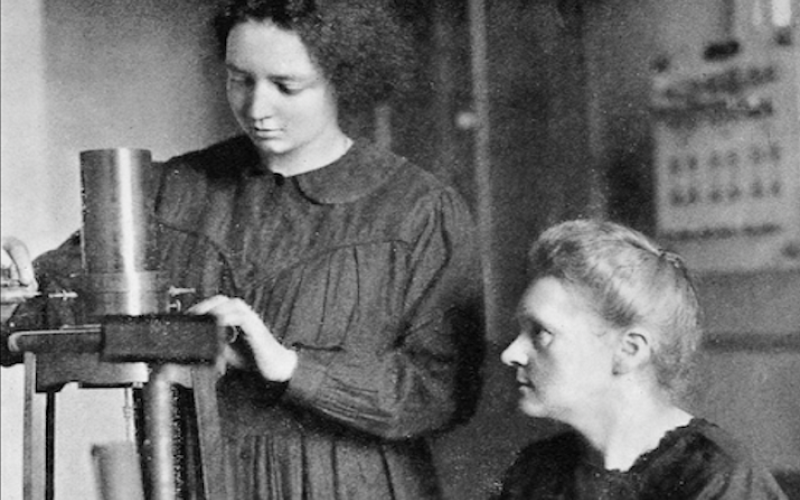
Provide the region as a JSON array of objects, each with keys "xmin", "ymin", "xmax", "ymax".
[{"xmin": 1, "ymin": 0, "xmax": 798, "ymax": 499}]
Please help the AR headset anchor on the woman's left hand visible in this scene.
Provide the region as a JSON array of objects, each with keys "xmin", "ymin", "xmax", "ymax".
[{"xmin": 188, "ymin": 295, "xmax": 297, "ymax": 382}]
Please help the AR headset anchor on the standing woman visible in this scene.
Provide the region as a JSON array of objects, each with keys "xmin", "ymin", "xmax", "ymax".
[
  {"xmin": 496, "ymin": 220, "xmax": 787, "ymax": 499},
  {"xmin": 170, "ymin": 0, "xmax": 483, "ymax": 498},
  {"xmin": 2, "ymin": 0, "xmax": 483, "ymax": 499}
]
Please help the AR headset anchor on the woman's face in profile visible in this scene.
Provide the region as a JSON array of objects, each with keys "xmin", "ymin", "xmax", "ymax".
[
  {"xmin": 502, "ymin": 277, "xmax": 619, "ymax": 423},
  {"xmin": 225, "ymin": 19, "xmax": 340, "ymax": 162}
]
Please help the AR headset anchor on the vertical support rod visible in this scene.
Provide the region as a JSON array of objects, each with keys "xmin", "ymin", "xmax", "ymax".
[
  {"xmin": 23, "ymin": 353, "xmax": 45, "ymax": 500},
  {"xmin": 467, "ymin": 0, "xmax": 499, "ymax": 337},
  {"xmin": 45, "ymin": 392, "xmax": 56, "ymax": 500},
  {"xmin": 191, "ymin": 366, "xmax": 229, "ymax": 500},
  {"xmin": 143, "ymin": 364, "xmax": 176, "ymax": 500}
]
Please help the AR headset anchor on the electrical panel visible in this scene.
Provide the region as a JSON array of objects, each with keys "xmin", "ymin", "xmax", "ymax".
[{"xmin": 652, "ymin": 3, "xmax": 799, "ymax": 272}]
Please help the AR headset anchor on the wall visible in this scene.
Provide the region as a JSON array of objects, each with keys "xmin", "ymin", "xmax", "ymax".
[
  {"xmin": 1, "ymin": 0, "xmax": 238, "ymax": 498},
  {"xmin": 1, "ymin": 3, "xmax": 51, "ymax": 498},
  {"xmin": 582, "ymin": 0, "xmax": 800, "ymax": 479}
]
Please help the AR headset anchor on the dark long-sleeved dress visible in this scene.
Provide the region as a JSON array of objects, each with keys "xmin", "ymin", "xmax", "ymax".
[
  {"xmin": 494, "ymin": 418, "xmax": 788, "ymax": 500},
  {"xmin": 3, "ymin": 136, "xmax": 484, "ymax": 500}
]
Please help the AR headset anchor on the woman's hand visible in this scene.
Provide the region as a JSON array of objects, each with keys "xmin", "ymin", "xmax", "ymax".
[
  {"xmin": 1, "ymin": 236, "xmax": 39, "ymax": 323},
  {"xmin": 188, "ymin": 295, "xmax": 297, "ymax": 382}
]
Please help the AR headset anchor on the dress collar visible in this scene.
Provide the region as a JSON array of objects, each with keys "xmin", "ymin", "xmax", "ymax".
[
  {"xmin": 238, "ymin": 136, "xmax": 404, "ymax": 204},
  {"xmin": 293, "ymin": 139, "xmax": 405, "ymax": 205}
]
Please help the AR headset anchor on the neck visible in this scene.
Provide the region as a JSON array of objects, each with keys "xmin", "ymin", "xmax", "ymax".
[
  {"xmin": 571, "ymin": 388, "xmax": 692, "ymax": 471},
  {"xmin": 262, "ymin": 129, "xmax": 352, "ymax": 177}
]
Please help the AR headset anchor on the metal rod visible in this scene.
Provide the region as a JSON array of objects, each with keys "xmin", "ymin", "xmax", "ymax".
[
  {"xmin": 45, "ymin": 393, "xmax": 56, "ymax": 500},
  {"xmin": 8, "ymin": 328, "xmax": 103, "ymax": 354},
  {"xmin": 143, "ymin": 365, "xmax": 177, "ymax": 500},
  {"xmin": 91, "ymin": 442, "xmax": 146, "ymax": 500},
  {"xmin": 23, "ymin": 352, "xmax": 45, "ymax": 500}
]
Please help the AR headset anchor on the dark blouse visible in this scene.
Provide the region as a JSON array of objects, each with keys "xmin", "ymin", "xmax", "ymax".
[
  {"xmin": 4, "ymin": 136, "xmax": 484, "ymax": 500},
  {"xmin": 494, "ymin": 418, "xmax": 788, "ymax": 500}
]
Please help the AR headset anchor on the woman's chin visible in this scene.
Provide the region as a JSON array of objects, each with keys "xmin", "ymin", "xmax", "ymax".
[{"xmin": 518, "ymin": 393, "xmax": 548, "ymax": 418}]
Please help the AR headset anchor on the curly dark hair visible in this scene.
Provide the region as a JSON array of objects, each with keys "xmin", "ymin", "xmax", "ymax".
[{"xmin": 213, "ymin": 0, "xmax": 415, "ymax": 111}]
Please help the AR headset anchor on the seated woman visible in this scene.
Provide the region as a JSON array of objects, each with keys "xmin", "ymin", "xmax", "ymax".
[{"xmin": 496, "ymin": 219, "xmax": 788, "ymax": 499}]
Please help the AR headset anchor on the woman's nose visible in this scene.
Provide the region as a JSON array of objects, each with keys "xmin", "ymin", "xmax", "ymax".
[
  {"xmin": 501, "ymin": 335, "xmax": 528, "ymax": 367},
  {"xmin": 247, "ymin": 82, "xmax": 277, "ymax": 119}
]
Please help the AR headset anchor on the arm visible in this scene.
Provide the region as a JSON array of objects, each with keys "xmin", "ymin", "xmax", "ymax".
[
  {"xmin": 1, "ymin": 232, "xmax": 83, "ymax": 366},
  {"xmin": 282, "ymin": 189, "xmax": 484, "ymax": 439}
]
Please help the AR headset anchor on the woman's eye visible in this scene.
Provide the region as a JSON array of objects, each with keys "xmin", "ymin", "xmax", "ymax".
[
  {"xmin": 276, "ymin": 83, "xmax": 302, "ymax": 95},
  {"xmin": 227, "ymin": 72, "xmax": 253, "ymax": 86},
  {"xmin": 517, "ymin": 317, "xmax": 553, "ymax": 348},
  {"xmin": 530, "ymin": 328, "xmax": 552, "ymax": 347},
  {"xmin": 227, "ymin": 76, "xmax": 249, "ymax": 87}
]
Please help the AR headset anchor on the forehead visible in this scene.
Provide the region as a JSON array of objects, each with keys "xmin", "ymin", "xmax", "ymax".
[
  {"xmin": 225, "ymin": 19, "xmax": 321, "ymax": 77},
  {"xmin": 518, "ymin": 277, "xmax": 606, "ymax": 332}
]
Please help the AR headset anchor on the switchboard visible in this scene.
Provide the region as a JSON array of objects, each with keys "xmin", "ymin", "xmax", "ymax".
[{"xmin": 652, "ymin": 5, "xmax": 799, "ymax": 271}]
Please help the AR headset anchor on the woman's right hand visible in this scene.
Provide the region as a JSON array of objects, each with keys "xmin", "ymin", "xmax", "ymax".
[{"xmin": 1, "ymin": 236, "xmax": 39, "ymax": 323}]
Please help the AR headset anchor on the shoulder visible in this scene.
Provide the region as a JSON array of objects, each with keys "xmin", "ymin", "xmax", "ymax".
[
  {"xmin": 299, "ymin": 140, "xmax": 475, "ymax": 233},
  {"xmin": 678, "ymin": 419, "xmax": 768, "ymax": 472},
  {"xmin": 380, "ymin": 148, "xmax": 466, "ymax": 210},
  {"xmin": 647, "ymin": 418, "xmax": 788, "ymax": 499},
  {"xmin": 298, "ymin": 139, "xmax": 461, "ymax": 206},
  {"xmin": 162, "ymin": 135, "xmax": 259, "ymax": 180},
  {"xmin": 154, "ymin": 135, "xmax": 257, "ymax": 202},
  {"xmin": 32, "ymin": 231, "xmax": 83, "ymax": 277},
  {"xmin": 149, "ymin": 136, "xmax": 258, "ymax": 227},
  {"xmin": 153, "ymin": 135, "xmax": 260, "ymax": 200},
  {"xmin": 370, "ymin": 149, "xmax": 474, "ymax": 231}
]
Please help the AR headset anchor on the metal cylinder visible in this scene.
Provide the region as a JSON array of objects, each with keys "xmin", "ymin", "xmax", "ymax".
[
  {"xmin": 92, "ymin": 441, "xmax": 146, "ymax": 500},
  {"xmin": 80, "ymin": 148, "xmax": 168, "ymax": 316}
]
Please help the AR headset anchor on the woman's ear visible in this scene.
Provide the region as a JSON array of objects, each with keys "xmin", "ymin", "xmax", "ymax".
[{"xmin": 612, "ymin": 328, "xmax": 652, "ymax": 375}]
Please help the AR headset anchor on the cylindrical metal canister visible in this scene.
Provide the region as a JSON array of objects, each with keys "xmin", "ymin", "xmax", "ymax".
[{"xmin": 80, "ymin": 148, "xmax": 168, "ymax": 316}]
